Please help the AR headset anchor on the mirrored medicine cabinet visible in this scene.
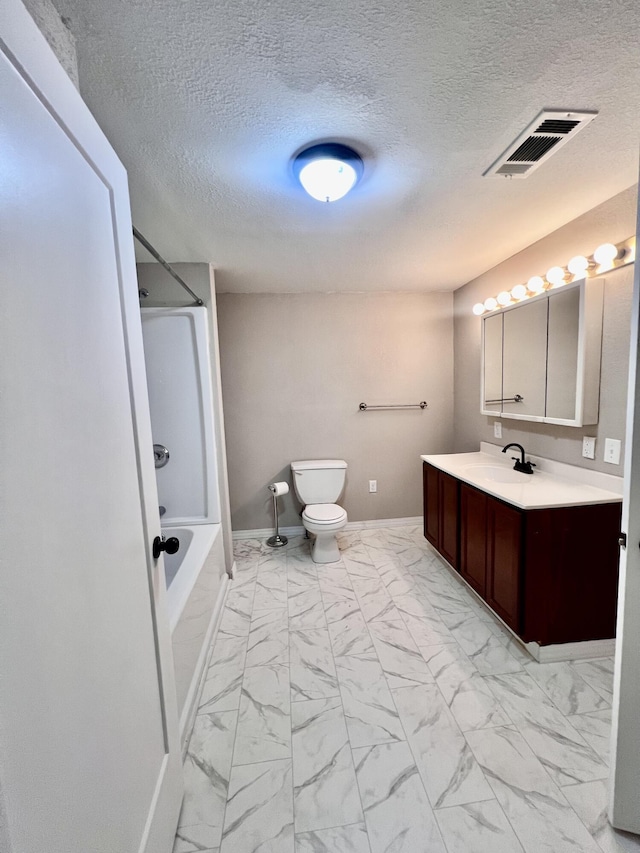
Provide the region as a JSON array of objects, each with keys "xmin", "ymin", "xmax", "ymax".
[{"xmin": 481, "ymin": 278, "xmax": 604, "ymax": 427}]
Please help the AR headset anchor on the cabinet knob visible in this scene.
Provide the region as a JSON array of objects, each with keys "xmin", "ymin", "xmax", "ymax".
[{"xmin": 618, "ymin": 532, "xmax": 627, "ymax": 549}]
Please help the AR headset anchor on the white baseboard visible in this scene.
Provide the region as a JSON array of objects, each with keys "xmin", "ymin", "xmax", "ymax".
[
  {"xmin": 528, "ymin": 638, "xmax": 615, "ymax": 663},
  {"xmin": 232, "ymin": 525, "xmax": 304, "ymax": 540},
  {"xmin": 347, "ymin": 516, "xmax": 423, "ymax": 531},
  {"xmin": 232, "ymin": 516, "xmax": 422, "ymax": 541}
]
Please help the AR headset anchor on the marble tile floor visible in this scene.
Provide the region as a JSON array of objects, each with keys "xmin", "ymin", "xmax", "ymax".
[{"xmin": 173, "ymin": 524, "xmax": 640, "ymax": 853}]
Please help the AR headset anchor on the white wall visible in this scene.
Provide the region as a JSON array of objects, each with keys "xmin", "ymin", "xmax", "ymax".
[
  {"xmin": 453, "ymin": 186, "xmax": 637, "ymax": 473},
  {"xmin": 217, "ymin": 291, "xmax": 454, "ymax": 531}
]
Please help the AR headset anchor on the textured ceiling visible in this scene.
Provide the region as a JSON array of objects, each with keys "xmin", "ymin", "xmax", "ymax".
[{"xmin": 55, "ymin": 0, "xmax": 640, "ymax": 293}]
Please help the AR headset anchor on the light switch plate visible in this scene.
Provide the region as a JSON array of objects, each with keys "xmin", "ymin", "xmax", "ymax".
[
  {"xmin": 604, "ymin": 438, "xmax": 621, "ymax": 465},
  {"xmin": 582, "ymin": 436, "xmax": 596, "ymax": 459},
  {"xmin": 494, "ymin": 421, "xmax": 502, "ymax": 439}
]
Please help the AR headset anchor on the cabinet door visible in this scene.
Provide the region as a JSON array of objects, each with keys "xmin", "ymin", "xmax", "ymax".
[
  {"xmin": 482, "ymin": 313, "xmax": 503, "ymax": 415},
  {"xmin": 546, "ymin": 287, "xmax": 580, "ymax": 421},
  {"xmin": 502, "ymin": 298, "xmax": 548, "ymax": 420},
  {"xmin": 459, "ymin": 484, "xmax": 488, "ymax": 595},
  {"xmin": 423, "ymin": 463, "xmax": 439, "ymax": 548},
  {"xmin": 0, "ymin": 11, "xmax": 182, "ymax": 851},
  {"xmin": 439, "ymin": 471, "xmax": 459, "ymax": 568},
  {"xmin": 486, "ymin": 498, "xmax": 523, "ymax": 632}
]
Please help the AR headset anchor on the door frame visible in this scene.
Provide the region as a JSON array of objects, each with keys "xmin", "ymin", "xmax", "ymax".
[
  {"xmin": 0, "ymin": 2, "xmax": 182, "ymax": 850},
  {"xmin": 609, "ymin": 171, "xmax": 640, "ymax": 832}
]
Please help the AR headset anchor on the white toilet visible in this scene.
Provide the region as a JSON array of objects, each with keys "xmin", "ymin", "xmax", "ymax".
[{"xmin": 291, "ymin": 459, "xmax": 348, "ymax": 563}]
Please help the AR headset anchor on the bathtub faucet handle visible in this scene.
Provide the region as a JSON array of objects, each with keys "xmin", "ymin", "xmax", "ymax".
[
  {"xmin": 152, "ymin": 535, "xmax": 180, "ymax": 560},
  {"xmin": 153, "ymin": 444, "xmax": 170, "ymax": 469}
]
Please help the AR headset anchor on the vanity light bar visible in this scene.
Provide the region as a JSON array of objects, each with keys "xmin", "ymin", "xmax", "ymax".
[{"xmin": 472, "ymin": 235, "xmax": 636, "ymax": 316}]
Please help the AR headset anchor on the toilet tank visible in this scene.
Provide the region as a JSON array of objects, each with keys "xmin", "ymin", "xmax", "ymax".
[{"xmin": 291, "ymin": 459, "xmax": 347, "ymax": 505}]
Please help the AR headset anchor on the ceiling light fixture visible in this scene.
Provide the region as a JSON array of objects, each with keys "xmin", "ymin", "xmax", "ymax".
[
  {"xmin": 293, "ymin": 143, "xmax": 364, "ymax": 203},
  {"xmin": 471, "ymin": 236, "xmax": 635, "ymax": 315}
]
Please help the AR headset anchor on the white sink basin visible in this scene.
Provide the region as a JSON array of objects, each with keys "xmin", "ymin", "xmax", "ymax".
[{"xmin": 463, "ymin": 464, "xmax": 532, "ymax": 484}]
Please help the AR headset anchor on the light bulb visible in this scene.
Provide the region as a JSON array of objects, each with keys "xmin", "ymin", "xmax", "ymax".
[
  {"xmin": 568, "ymin": 255, "xmax": 590, "ymax": 277},
  {"xmin": 594, "ymin": 242, "xmax": 619, "ymax": 266},
  {"xmin": 546, "ymin": 266, "xmax": 566, "ymax": 287},
  {"xmin": 299, "ymin": 158, "xmax": 357, "ymax": 202},
  {"xmin": 511, "ymin": 284, "xmax": 527, "ymax": 300},
  {"xmin": 484, "ymin": 297, "xmax": 498, "ymax": 311},
  {"xmin": 497, "ymin": 291, "xmax": 511, "ymax": 306},
  {"xmin": 528, "ymin": 276, "xmax": 545, "ymax": 293},
  {"xmin": 472, "ymin": 303, "xmax": 485, "ymax": 316}
]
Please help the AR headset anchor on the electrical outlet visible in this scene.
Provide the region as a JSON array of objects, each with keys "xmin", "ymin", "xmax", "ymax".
[
  {"xmin": 494, "ymin": 421, "xmax": 502, "ymax": 439},
  {"xmin": 582, "ymin": 436, "xmax": 596, "ymax": 459},
  {"xmin": 369, "ymin": 480, "xmax": 377, "ymax": 493},
  {"xmin": 604, "ymin": 438, "xmax": 621, "ymax": 465}
]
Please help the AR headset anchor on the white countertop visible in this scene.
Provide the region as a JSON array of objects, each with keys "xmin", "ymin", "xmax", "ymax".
[{"xmin": 420, "ymin": 443, "xmax": 623, "ymax": 510}]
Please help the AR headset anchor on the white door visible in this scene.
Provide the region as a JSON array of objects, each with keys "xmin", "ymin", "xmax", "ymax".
[
  {"xmin": 0, "ymin": 3, "xmax": 182, "ymax": 853},
  {"xmin": 610, "ymin": 186, "xmax": 640, "ymax": 831}
]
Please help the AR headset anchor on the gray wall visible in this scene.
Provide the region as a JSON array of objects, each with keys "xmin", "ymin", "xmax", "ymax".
[
  {"xmin": 454, "ymin": 186, "xmax": 637, "ymax": 472},
  {"xmin": 136, "ymin": 262, "xmax": 234, "ymax": 572},
  {"xmin": 217, "ymin": 292, "xmax": 454, "ymax": 531}
]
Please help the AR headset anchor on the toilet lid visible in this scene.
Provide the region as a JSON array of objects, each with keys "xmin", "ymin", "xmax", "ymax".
[{"xmin": 303, "ymin": 503, "xmax": 347, "ymax": 524}]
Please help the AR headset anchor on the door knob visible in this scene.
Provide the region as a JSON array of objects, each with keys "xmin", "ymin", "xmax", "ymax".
[{"xmin": 153, "ymin": 535, "xmax": 180, "ymax": 560}]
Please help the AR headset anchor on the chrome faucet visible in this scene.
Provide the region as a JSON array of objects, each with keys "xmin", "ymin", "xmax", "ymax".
[{"xmin": 502, "ymin": 442, "xmax": 536, "ymax": 475}]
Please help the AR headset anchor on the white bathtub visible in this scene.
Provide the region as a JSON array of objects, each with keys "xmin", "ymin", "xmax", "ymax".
[
  {"xmin": 163, "ymin": 523, "xmax": 219, "ymax": 632},
  {"xmin": 163, "ymin": 521, "xmax": 228, "ymax": 745}
]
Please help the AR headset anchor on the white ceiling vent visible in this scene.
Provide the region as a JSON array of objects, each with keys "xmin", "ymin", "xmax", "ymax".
[{"xmin": 483, "ymin": 109, "xmax": 598, "ymax": 178}]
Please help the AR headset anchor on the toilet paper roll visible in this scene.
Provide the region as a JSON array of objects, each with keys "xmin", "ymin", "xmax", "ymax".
[{"xmin": 268, "ymin": 481, "xmax": 289, "ymax": 497}]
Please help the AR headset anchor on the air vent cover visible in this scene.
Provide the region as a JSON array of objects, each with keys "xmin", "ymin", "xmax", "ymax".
[{"xmin": 484, "ymin": 109, "xmax": 598, "ymax": 179}]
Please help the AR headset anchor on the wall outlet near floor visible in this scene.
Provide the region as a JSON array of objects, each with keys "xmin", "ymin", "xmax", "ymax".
[
  {"xmin": 604, "ymin": 438, "xmax": 621, "ymax": 465},
  {"xmin": 582, "ymin": 436, "xmax": 596, "ymax": 459},
  {"xmin": 494, "ymin": 421, "xmax": 502, "ymax": 439},
  {"xmin": 369, "ymin": 479, "xmax": 377, "ymax": 493}
]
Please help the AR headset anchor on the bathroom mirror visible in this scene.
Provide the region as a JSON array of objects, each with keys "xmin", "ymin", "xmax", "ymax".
[
  {"xmin": 481, "ymin": 278, "xmax": 604, "ymax": 427},
  {"xmin": 483, "ymin": 313, "xmax": 503, "ymax": 411},
  {"xmin": 546, "ymin": 287, "xmax": 580, "ymax": 420},
  {"xmin": 502, "ymin": 298, "xmax": 547, "ymax": 420}
]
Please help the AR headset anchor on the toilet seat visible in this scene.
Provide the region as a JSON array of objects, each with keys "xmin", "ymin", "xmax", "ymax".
[{"xmin": 302, "ymin": 503, "xmax": 347, "ymax": 525}]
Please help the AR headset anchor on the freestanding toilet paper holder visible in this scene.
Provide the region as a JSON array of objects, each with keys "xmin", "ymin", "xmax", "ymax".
[{"xmin": 267, "ymin": 482, "xmax": 288, "ymax": 548}]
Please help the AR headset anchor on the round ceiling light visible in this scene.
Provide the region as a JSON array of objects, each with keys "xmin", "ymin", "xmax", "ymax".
[{"xmin": 293, "ymin": 143, "xmax": 364, "ymax": 202}]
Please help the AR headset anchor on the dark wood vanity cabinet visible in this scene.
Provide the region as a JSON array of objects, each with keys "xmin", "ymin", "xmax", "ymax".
[
  {"xmin": 423, "ymin": 463, "xmax": 458, "ymax": 568},
  {"xmin": 424, "ymin": 462, "xmax": 621, "ymax": 645}
]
